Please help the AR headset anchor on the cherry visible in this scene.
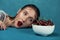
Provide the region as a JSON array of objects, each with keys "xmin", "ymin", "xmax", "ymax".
[
  {"xmin": 39, "ymin": 20, "xmax": 47, "ymax": 26},
  {"xmin": 33, "ymin": 19, "xmax": 54, "ymax": 26},
  {"xmin": 47, "ymin": 20, "xmax": 53, "ymax": 25}
]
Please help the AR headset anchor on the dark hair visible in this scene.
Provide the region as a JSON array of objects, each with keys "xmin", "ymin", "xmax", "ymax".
[
  {"xmin": 21, "ymin": 4, "xmax": 40, "ymax": 20},
  {"xmin": 9, "ymin": 4, "xmax": 40, "ymax": 21}
]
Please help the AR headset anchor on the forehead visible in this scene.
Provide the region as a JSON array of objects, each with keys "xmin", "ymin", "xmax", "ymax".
[{"xmin": 22, "ymin": 7, "xmax": 37, "ymax": 19}]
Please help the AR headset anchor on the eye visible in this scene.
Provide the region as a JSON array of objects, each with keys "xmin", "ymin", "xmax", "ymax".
[
  {"xmin": 28, "ymin": 17, "xmax": 33, "ymax": 22},
  {"xmin": 23, "ymin": 11, "xmax": 28, "ymax": 16},
  {"xmin": 29, "ymin": 19, "xmax": 33, "ymax": 22}
]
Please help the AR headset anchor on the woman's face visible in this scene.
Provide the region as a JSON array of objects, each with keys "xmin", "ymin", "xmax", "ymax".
[{"xmin": 14, "ymin": 7, "xmax": 37, "ymax": 28}]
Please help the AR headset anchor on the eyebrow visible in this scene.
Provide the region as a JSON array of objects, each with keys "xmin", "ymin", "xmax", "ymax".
[
  {"xmin": 24, "ymin": 10, "xmax": 28, "ymax": 14},
  {"xmin": 25, "ymin": 10, "xmax": 34, "ymax": 20}
]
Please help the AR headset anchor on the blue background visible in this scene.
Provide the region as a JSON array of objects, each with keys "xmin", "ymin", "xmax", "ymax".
[{"xmin": 0, "ymin": 0, "xmax": 60, "ymax": 40}]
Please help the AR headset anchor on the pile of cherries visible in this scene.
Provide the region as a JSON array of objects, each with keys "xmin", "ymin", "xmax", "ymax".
[{"xmin": 33, "ymin": 19, "xmax": 54, "ymax": 26}]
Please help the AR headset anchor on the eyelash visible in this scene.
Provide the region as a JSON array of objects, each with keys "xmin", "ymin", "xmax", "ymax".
[
  {"xmin": 29, "ymin": 19, "xmax": 33, "ymax": 22},
  {"xmin": 24, "ymin": 12, "xmax": 27, "ymax": 15},
  {"xmin": 23, "ymin": 11, "xmax": 33, "ymax": 22}
]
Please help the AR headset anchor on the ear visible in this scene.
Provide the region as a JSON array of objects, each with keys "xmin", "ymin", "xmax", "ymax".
[{"xmin": 17, "ymin": 9, "xmax": 21, "ymax": 14}]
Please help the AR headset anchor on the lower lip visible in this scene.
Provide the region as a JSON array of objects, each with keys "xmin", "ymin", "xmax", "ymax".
[{"xmin": 17, "ymin": 21, "xmax": 23, "ymax": 27}]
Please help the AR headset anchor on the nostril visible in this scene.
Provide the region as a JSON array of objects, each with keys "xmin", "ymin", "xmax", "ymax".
[{"xmin": 23, "ymin": 21, "xmax": 25, "ymax": 22}]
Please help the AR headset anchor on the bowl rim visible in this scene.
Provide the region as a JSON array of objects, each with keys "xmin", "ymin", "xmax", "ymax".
[{"xmin": 32, "ymin": 24, "xmax": 55, "ymax": 26}]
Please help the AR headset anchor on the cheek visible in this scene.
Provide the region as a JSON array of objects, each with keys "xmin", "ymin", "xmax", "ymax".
[
  {"xmin": 25, "ymin": 23, "xmax": 32, "ymax": 27},
  {"xmin": 19, "ymin": 13, "xmax": 24, "ymax": 19},
  {"xmin": 24, "ymin": 21, "xmax": 32, "ymax": 26}
]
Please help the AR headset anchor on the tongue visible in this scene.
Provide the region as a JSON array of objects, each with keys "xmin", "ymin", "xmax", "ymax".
[{"xmin": 17, "ymin": 21, "xmax": 23, "ymax": 27}]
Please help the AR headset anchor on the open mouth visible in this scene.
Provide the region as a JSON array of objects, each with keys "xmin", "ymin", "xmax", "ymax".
[{"xmin": 17, "ymin": 21, "xmax": 23, "ymax": 27}]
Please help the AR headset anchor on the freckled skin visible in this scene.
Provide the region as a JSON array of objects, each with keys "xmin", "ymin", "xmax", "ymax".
[
  {"xmin": 0, "ymin": 6, "xmax": 37, "ymax": 30},
  {"xmin": 12, "ymin": 7, "xmax": 37, "ymax": 28}
]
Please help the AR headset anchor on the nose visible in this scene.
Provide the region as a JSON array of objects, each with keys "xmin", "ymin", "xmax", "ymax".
[
  {"xmin": 23, "ymin": 16, "xmax": 28, "ymax": 22},
  {"xmin": 23, "ymin": 21, "xmax": 25, "ymax": 22},
  {"xmin": 18, "ymin": 18, "xmax": 26, "ymax": 23}
]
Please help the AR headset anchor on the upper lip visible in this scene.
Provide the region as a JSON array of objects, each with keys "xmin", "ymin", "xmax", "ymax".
[{"xmin": 21, "ymin": 19, "xmax": 25, "ymax": 23}]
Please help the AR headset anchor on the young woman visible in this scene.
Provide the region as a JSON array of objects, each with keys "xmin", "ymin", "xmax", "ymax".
[{"xmin": 0, "ymin": 4, "xmax": 40, "ymax": 30}]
